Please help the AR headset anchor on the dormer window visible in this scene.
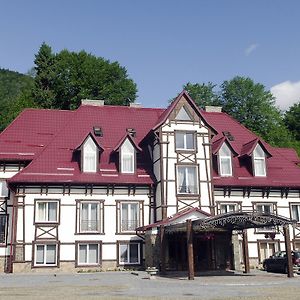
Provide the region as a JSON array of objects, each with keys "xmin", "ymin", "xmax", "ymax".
[
  {"xmin": 83, "ymin": 136, "xmax": 97, "ymax": 173},
  {"xmin": 219, "ymin": 143, "xmax": 232, "ymax": 176},
  {"xmin": 121, "ymin": 139, "xmax": 135, "ymax": 173},
  {"xmin": 253, "ymin": 144, "xmax": 266, "ymax": 176}
]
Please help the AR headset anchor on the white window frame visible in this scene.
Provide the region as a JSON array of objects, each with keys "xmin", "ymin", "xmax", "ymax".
[
  {"xmin": 177, "ymin": 165, "xmax": 198, "ymax": 194},
  {"xmin": 34, "ymin": 244, "xmax": 58, "ymax": 266},
  {"xmin": 35, "ymin": 200, "xmax": 59, "ymax": 223},
  {"xmin": 253, "ymin": 144, "xmax": 266, "ymax": 177},
  {"xmin": 77, "ymin": 243, "xmax": 100, "ymax": 266},
  {"xmin": 218, "ymin": 143, "xmax": 233, "ymax": 176},
  {"xmin": 255, "ymin": 203, "xmax": 275, "ymax": 232},
  {"xmin": 83, "ymin": 136, "xmax": 97, "ymax": 173},
  {"xmin": 118, "ymin": 242, "xmax": 141, "ymax": 265},
  {"xmin": 175, "ymin": 131, "xmax": 195, "ymax": 151},
  {"xmin": 0, "ymin": 180, "xmax": 8, "ymax": 197},
  {"xmin": 291, "ymin": 204, "xmax": 300, "ymax": 222},
  {"xmin": 219, "ymin": 203, "xmax": 237, "ymax": 214},
  {"xmin": 79, "ymin": 202, "xmax": 102, "ymax": 233},
  {"xmin": 120, "ymin": 202, "xmax": 140, "ymax": 232},
  {"xmin": 120, "ymin": 139, "xmax": 135, "ymax": 174}
]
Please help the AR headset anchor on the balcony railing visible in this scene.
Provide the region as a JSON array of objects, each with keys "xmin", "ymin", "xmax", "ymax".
[
  {"xmin": 121, "ymin": 220, "xmax": 139, "ymax": 231},
  {"xmin": 80, "ymin": 220, "xmax": 99, "ymax": 232},
  {"xmin": 178, "ymin": 185, "xmax": 197, "ymax": 194}
]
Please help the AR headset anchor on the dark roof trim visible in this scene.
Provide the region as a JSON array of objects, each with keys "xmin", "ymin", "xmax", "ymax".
[
  {"xmin": 212, "ymin": 136, "xmax": 239, "ymax": 157},
  {"xmin": 113, "ymin": 133, "xmax": 142, "ymax": 152},
  {"xmin": 75, "ymin": 133, "xmax": 104, "ymax": 152}
]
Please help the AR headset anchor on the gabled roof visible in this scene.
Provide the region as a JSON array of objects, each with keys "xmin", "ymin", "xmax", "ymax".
[
  {"xmin": 113, "ymin": 133, "xmax": 142, "ymax": 152},
  {"xmin": 75, "ymin": 133, "xmax": 104, "ymax": 152},
  {"xmin": 212, "ymin": 136, "xmax": 238, "ymax": 156},
  {"xmin": 240, "ymin": 138, "xmax": 272, "ymax": 158}
]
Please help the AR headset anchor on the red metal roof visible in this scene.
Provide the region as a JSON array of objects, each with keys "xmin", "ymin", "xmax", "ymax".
[{"xmin": 0, "ymin": 95, "xmax": 299, "ymax": 188}]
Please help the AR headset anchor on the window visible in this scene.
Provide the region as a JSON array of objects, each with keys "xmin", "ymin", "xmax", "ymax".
[
  {"xmin": 77, "ymin": 243, "xmax": 100, "ymax": 266},
  {"xmin": 219, "ymin": 143, "xmax": 232, "ymax": 176},
  {"xmin": 219, "ymin": 203, "xmax": 236, "ymax": 214},
  {"xmin": 0, "ymin": 180, "xmax": 8, "ymax": 197},
  {"xmin": 291, "ymin": 204, "xmax": 300, "ymax": 222},
  {"xmin": 79, "ymin": 201, "xmax": 102, "ymax": 233},
  {"xmin": 256, "ymin": 203, "xmax": 275, "ymax": 232},
  {"xmin": 121, "ymin": 139, "xmax": 135, "ymax": 173},
  {"xmin": 120, "ymin": 202, "xmax": 139, "ymax": 232},
  {"xmin": 119, "ymin": 242, "xmax": 140, "ymax": 265},
  {"xmin": 35, "ymin": 244, "xmax": 57, "ymax": 266},
  {"xmin": 258, "ymin": 241, "xmax": 279, "ymax": 263},
  {"xmin": 35, "ymin": 200, "xmax": 59, "ymax": 223},
  {"xmin": 175, "ymin": 132, "xmax": 195, "ymax": 151},
  {"xmin": 175, "ymin": 106, "xmax": 192, "ymax": 121},
  {"xmin": 0, "ymin": 215, "xmax": 7, "ymax": 244},
  {"xmin": 83, "ymin": 137, "xmax": 97, "ymax": 173},
  {"xmin": 177, "ymin": 166, "xmax": 198, "ymax": 194},
  {"xmin": 253, "ymin": 145, "xmax": 266, "ymax": 176}
]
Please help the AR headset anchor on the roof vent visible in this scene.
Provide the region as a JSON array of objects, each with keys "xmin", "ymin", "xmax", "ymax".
[
  {"xmin": 93, "ymin": 127, "xmax": 103, "ymax": 137},
  {"xmin": 81, "ymin": 99, "xmax": 105, "ymax": 106},
  {"xmin": 205, "ymin": 106, "xmax": 222, "ymax": 113},
  {"xmin": 223, "ymin": 131, "xmax": 235, "ymax": 141},
  {"xmin": 129, "ymin": 103, "xmax": 142, "ymax": 108},
  {"xmin": 126, "ymin": 128, "xmax": 136, "ymax": 137}
]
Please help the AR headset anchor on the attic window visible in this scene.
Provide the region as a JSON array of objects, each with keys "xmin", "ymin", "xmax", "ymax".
[
  {"xmin": 83, "ymin": 137, "xmax": 97, "ymax": 173},
  {"xmin": 126, "ymin": 128, "xmax": 136, "ymax": 137},
  {"xmin": 121, "ymin": 139, "xmax": 135, "ymax": 173},
  {"xmin": 93, "ymin": 127, "xmax": 103, "ymax": 137},
  {"xmin": 175, "ymin": 106, "xmax": 192, "ymax": 121},
  {"xmin": 219, "ymin": 143, "xmax": 232, "ymax": 176},
  {"xmin": 222, "ymin": 131, "xmax": 235, "ymax": 141},
  {"xmin": 253, "ymin": 144, "xmax": 266, "ymax": 177}
]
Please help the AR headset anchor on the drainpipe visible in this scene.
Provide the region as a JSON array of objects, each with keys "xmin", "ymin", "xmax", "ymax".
[{"xmin": 8, "ymin": 193, "xmax": 16, "ymax": 273}]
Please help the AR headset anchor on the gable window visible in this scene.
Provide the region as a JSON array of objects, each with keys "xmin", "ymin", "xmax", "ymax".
[
  {"xmin": 291, "ymin": 204, "xmax": 300, "ymax": 222},
  {"xmin": 175, "ymin": 132, "xmax": 195, "ymax": 151},
  {"xmin": 253, "ymin": 145, "xmax": 266, "ymax": 176},
  {"xmin": 0, "ymin": 180, "xmax": 8, "ymax": 197},
  {"xmin": 121, "ymin": 139, "xmax": 135, "ymax": 174},
  {"xmin": 219, "ymin": 203, "xmax": 236, "ymax": 214},
  {"xmin": 219, "ymin": 143, "xmax": 232, "ymax": 176},
  {"xmin": 83, "ymin": 137, "xmax": 97, "ymax": 173},
  {"xmin": 77, "ymin": 201, "xmax": 103, "ymax": 233},
  {"xmin": 34, "ymin": 244, "xmax": 57, "ymax": 266},
  {"xmin": 175, "ymin": 106, "xmax": 192, "ymax": 121},
  {"xmin": 35, "ymin": 200, "xmax": 59, "ymax": 223},
  {"xmin": 118, "ymin": 242, "xmax": 141, "ymax": 265},
  {"xmin": 77, "ymin": 243, "xmax": 101, "ymax": 266},
  {"xmin": 177, "ymin": 165, "xmax": 198, "ymax": 194}
]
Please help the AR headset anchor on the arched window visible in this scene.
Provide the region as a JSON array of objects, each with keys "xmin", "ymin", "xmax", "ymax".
[
  {"xmin": 83, "ymin": 137, "xmax": 97, "ymax": 173},
  {"xmin": 253, "ymin": 144, "xmax": 266, "ymax": 176},
  {"xmin": 219, "ymin": 143, "xmax": 232, "ymax": 176}
]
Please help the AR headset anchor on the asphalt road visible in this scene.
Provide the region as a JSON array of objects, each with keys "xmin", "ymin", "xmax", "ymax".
[{"xmin": 0, "ymin": 270, "xmax": 299, "ymax": 299}]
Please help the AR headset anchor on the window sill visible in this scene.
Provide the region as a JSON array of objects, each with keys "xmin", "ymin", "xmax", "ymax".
[{"xmin": 75, "ymin": 232, "xmax": 104, "ymax": 235}]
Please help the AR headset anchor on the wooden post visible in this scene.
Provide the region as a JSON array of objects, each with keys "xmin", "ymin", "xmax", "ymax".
[
  {"xmin": 283, "ymin": 225, "xmax": 294, "ymax": 278},
  {"xmin": 187, "ymin": 219, "xmax": 194, "ymax": 280},
  {"xmin": 160, "ymin": 225, "xmax": 166, "ymax": 274},
  {"xmin": 242, "ymin": 229, "xmax": 250, "ymax": 273}
]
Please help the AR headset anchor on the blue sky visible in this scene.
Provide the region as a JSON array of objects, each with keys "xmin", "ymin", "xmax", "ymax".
[{"xmin": 1, "ymin": 0, "xmax": 300, "ymax": 109}]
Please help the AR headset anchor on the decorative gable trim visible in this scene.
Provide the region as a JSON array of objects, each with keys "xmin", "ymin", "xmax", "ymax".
[
  {"xmin": 75, "ymin": 133, "xmax": 104, "ymax": 152},
  {"xmin": 113, "ymin": 133, "xmax": 142, "ymax": 153},
  {"xmin": 212, "ymin": 137, "xmax": 238, "ymax": 157},
  {"xmin": 240, "ymin": 138, "xmax": 272, "ymax": 158}
]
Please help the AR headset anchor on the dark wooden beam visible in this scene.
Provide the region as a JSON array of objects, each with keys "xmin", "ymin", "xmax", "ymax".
[
  {"xmin": 186, "ymin": 219, "xmax": 194, "ymax": 280},
  {"xmin": 283, "ymin": 225, "xmax": 294, "ymax": 278},
  {"xmin": 242, "ymin": 229, "xmax": 250, "ymax": 273},
  {"xmin": 160, "ymin": 225, "xmax": 166, "ymax": 275}
]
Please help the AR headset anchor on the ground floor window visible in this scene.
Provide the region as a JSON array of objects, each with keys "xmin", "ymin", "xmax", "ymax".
[
  {"xmin": 77, "ymin": 242, "xmax": 101, "ymax": 266},
  {"xmin": 258, "ymin": 241, "xmax": 279, "ymax": 263},
  {"xmin": 118, "ymin": 242, "xmax": 141, "ymax": 265},
  {"xmin": 293, "ymin": 240, "xmax": 300, "ymax": 251},
  {"xmin": 34, "ymin": 244, "xmax": 58, "ymax": 266}
]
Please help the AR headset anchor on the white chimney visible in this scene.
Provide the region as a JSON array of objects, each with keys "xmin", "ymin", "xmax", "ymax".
[
  {"xmin": 81, "ymin": 99, "xmax": 105, "ymax": 106},
  {"xmin": 205, "ymin": 106, "xmax": 222, "ymax": 113},
  {"xmin": 129, "ymin": 103, "xmax": 142, "ymax": 108}
]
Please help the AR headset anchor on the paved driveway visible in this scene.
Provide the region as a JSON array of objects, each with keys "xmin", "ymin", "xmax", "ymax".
[{"xmin": 0, "ymin": 270, "xmax": 299, "ymax": 299}]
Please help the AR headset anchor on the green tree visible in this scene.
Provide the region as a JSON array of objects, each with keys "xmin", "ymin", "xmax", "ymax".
[
  {"xmin": 32, "ymin": 44, "xmax": 137, "ymax": 110},
  {"xmin": 183, "ymin": 82, "xmax": 221, "ymax": 108},
  {"xmin": 284, "ymin": 102, "xmax": 300, "ymax": 141}
]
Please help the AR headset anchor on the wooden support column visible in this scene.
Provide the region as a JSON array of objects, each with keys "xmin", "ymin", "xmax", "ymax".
[
  {"xmin": 186, "ymin": 219, "xmax": 194, "ymax": 280},
  {"xmin": 160, "ymin": 225, "xmax": 166, "ymax": 274},
  {"xmin": 283, "ymin": 225, "xmax": 294, "ymax": 278},
  {"xmin": 242, "ymin": 229, "xmax": 250, "ymax": 273}
]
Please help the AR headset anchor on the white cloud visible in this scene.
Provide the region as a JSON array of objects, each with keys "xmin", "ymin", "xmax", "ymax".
[
  {"xmin": 245, "ymin": 43, "xmax": 259, "ymax": 56},
  {"xmin": 271, "ymin": 80, "xmax": 300, "ymax": 110}
]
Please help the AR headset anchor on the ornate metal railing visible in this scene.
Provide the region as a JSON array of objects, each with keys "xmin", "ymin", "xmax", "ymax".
[
  {"xmin": 80, "ymin": 220, "xmax": 99, "ymax": 232},
  {"xmin": 121, "ymin": 220, "xmax": 138, "ymax": 231}
]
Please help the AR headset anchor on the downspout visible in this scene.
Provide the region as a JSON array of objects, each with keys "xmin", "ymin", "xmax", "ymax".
[{"xmin": 8, "ymin": 192, "xmax": 16, "ymax": 273}]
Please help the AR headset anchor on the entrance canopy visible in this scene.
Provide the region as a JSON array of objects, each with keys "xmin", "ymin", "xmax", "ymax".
[{"xmin": 164, "ymin": 211, "xmax": 295, "ymax": 234}]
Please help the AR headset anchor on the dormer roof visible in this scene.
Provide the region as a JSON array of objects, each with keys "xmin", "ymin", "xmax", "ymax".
[
  {"xmin": 75, "ymin": 132, "xmax": 104, "ymax": 152},
  {"xmin": 113, "ymin": 133, "xmax": 142, "ymax": 153},
  {"xmin": 240, "ymin": 138, "xmax": 272, "ymax": 158},
  {"xmin": 212, "ymin": 136, "xmax": 238, "ymax": 157}
]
